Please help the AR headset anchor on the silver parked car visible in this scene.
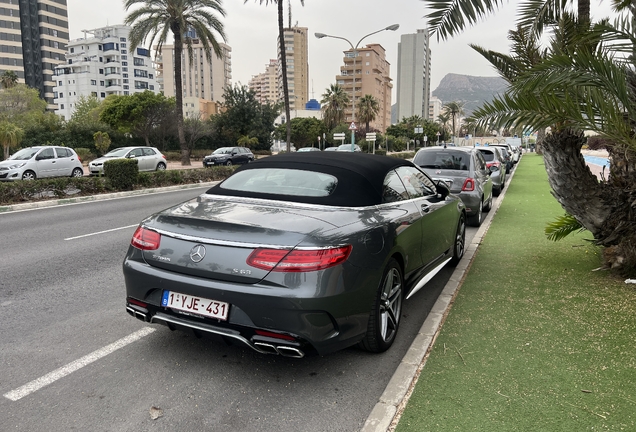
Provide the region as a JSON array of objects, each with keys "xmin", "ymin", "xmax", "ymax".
[
  {"xmin": 89, "ymin": 146, "xmax": 167, "ymax": 176},
  {"xmin": 124, "ymin": 152, "xmax": 467, "ymax": 357},
  {"xmin": 413, "ymin": 146, "xmax": 493, "ymax": 227},
  {"xmin": 476, "ymin": 147, "xmax": 507, "ymax": 196},
  {"xmin": 0, "ymin": 146, "xmax": 84, "ymax": 181}
]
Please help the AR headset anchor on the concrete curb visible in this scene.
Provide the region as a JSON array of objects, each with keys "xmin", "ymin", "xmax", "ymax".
[
  {"xmin": 361, "ymin": 161, "xmax": 519, "ymax": 432},
  {"xmin": 0, "ymin": 181, "xmax": 219, "ymax": 213}
]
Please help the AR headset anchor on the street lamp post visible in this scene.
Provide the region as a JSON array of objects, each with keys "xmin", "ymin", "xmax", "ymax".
[{"xmin": 315, "ymin": 24, "xmax": 399, "ymax": 151}]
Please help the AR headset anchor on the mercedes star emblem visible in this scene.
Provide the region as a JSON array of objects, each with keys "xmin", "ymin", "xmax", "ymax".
[{"xmin": 189, "ymin": 244, "xmax": 206, "ymax": 263}]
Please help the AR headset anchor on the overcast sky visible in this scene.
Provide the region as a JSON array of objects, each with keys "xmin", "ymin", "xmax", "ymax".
[{"xmin": 67, "ymin": 0, "xmax": 615, "ymax": 101}]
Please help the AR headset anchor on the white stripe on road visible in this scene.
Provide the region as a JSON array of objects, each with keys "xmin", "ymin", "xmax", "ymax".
[
  {"xmin": 64, "ymin": 224, "xmax": 138, "ymax": 241},
  {"xmin": 4, "ymin": 327, "xmax": 155, "ymax": 401}
]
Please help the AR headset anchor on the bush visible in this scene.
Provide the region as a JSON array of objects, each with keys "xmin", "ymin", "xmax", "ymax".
[
  {"xmin": 104, "ymin": 158, "xmax": 138, "ymax": 191},
  {"xmin": 0, "ymin": 166, "xmax": 235, "ymax": 206},
  {"xmin": 75, "ymin": 147, "xmax": 95, "ymax": 163},
  {"xmin": 162, "ymin": 151, "xmax": 181, "ymax": 162}
]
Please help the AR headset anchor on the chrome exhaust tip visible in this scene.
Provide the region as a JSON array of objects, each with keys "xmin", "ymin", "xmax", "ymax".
[
  {"xmin": 253, "ymin": 342, "xmax": 280, "ymax": 355},
  {"xmin": 276, "ymin": 346, "xmax": 305, "ymax": 358},
  {"xmin": 126, "ymin": 306, "xmax": 148, "ymax": 322}
]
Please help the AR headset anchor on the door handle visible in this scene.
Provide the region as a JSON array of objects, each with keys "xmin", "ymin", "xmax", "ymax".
[{"xmin": 421, "ymin": 204, "xmax": 430, "ymax": 214}]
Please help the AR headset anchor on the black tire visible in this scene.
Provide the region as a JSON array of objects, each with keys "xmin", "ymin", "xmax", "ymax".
[
  {"xmin": 225, "ymin": 160, "xmax": 233, "ymax": 166},
  {"xmin": 483, "ymin": 193, "xmax": 492, "ymax": 212},
  {"xmin": 360, "ymin": 259, "xmax": 403, "ymax": 353},
  {"xmin": 468, "ymin": 200, "xmax": 483, "ymax": 227},
  {"xmin": 493, "ymin": 185, "xmax": 501, "ymax": 197},
  {"xmin": 156, "ymin": 162, "xmax": 166, "ymax": 171},
  {"xmin": 71, "ymin": 168, "xmax": 83, "ymax": 178},
  {"xmin": 22, "ymin": 170, "xmax": 36, "ymax": 180},
  {"xmin": 449, "ymin": 213, "xmax": 466, "ymax": 266}
]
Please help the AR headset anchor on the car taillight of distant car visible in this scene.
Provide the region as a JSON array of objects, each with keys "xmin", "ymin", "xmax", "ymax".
[{"xmin": 462, "ymin": 178, "xmax": 476, "ymax": 191}]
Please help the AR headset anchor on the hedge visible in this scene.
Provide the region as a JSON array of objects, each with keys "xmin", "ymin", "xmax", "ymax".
[{"xmin": 0, "ymin": 166, "xmax": 234, "ymax": 206}]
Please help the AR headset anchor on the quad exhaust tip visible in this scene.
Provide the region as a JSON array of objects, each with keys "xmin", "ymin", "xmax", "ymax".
[{"xmin": 254, "ymin": 342, "xmax": 305, "ymax": 358}]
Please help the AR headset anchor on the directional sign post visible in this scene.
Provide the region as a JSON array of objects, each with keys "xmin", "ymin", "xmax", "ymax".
[
  {"xmin": 333, "ymin": 132, "xmax": 346, "ymax": 148},
  {"xmin": 366, "ymin": 132, "xmax": 377, "ymax": 153}
]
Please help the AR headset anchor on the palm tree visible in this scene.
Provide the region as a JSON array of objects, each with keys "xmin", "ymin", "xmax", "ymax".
[
  {"xmin": 437, "ymin": 112, "xmax": 451, "ymax": 138},
  {"xmin": 321, "ymin": 84, "xmax": 349, "ymax": 131},
  {"xmin": 0, "ymin": 71, "xmax": 18, "ymax": 89},
  {"xmin": 124, "ymin": 0, "xmax": 226, "ymax": 166},
  {"xmin": 357, "ymin": 94, "xmax": 380, "ymax": 133},
  {"xmin": 245, "ymin": 0, "xmax": 304, "ymax": 153},
  {"xmin": 421, "ymin": 0, "xmax": 636, "ymax": 274},
  {"xmin": 0, "ymin": 122, "xmax": 24, "ymax": 160},
  {"xmin": 443, "ymin": 101, "xmax": 464, "ymax": 138}
]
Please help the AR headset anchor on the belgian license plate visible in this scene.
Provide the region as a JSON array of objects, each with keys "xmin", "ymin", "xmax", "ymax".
[{"xmin": 161, "ymin": 291, "xmax": 229, "ymax": 321}]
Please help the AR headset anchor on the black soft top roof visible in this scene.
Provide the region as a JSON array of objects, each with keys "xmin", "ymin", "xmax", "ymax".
[{"xmin": 206, "ymin": 152, "xmax": 415, "ymax": 207}]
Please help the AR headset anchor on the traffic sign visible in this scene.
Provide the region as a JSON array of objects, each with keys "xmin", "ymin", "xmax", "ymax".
[
  {"xmin": 366, "ymin": 132, "xmax": 377, "ymax": 140},
  {"xmin": 349, "ymin": 122, "xmax": 357, "ymax": 130},
  {"xmin": 333, "ymin": 132, "xmax": 346, "ymax": 138}
]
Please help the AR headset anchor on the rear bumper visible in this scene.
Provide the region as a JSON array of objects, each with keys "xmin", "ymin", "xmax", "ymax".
[{"xmin": 123, "ymin": 255, "xmax": 374, "ymax": 356}]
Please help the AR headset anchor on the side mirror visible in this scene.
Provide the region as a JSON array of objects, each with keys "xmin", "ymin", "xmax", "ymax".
[
  {"xmin": 489, "ymin": 166, "xmax": 499, "ymax": 173},
  {"xmin": 436, "ymin": 181, "xmax": 450, "ymax": 199}
]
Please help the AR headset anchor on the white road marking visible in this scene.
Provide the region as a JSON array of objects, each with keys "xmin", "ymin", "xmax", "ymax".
[
  {"xmin": 4, "ymin": 327, "xmax": 155, "ymax": 401},
  {"xmin": 64, "ymin": 224, "xmax": 138, "ymax": 241}
]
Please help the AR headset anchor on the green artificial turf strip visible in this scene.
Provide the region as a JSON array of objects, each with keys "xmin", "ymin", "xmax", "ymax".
[{"xmin": 396, "ymin": 153, "xmax": 636, "ymax": 432}]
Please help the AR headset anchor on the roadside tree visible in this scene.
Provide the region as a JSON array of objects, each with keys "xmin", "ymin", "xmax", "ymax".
[
  {"xmin": 357, "ymin": 94, "xmax": 380, "ymax": 134},
  {"xmin": 0, "ymin": 122, "xmax": 24, "ymax": 159},
  {"xmin": 273, "ymin": 117, "xmax": 326, "ymax": 149},
  {"xmin": 321, "ymin": 84, "xmax": 349, "ymax": 131},
  {"xmin": 124, "ymin": 0, "xmax": 227, "ymax": 165},
  {"xmin": 0, "ymin": 71, "xmax": 19, "ymax": 89},
  {"xmin": 245, "ymin": 0, "xmax": 304, "ymax": 153},
  {"xmin": 210, "ymin": 84, "xmax": 280, "ymax": 151}
]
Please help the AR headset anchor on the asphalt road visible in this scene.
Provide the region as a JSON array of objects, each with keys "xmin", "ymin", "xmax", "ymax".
[{"xmin": 0, "ymin": 187, "xmax": 479, "ymax": 432}]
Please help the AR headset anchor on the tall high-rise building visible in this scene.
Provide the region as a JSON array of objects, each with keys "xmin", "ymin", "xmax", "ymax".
[
  {"xmin": 335, "ymin": 43, "xmax": 393, "ymax": 132},
  {"xmin": 157, "ymin": 38, "xmax": 232, "ymax": 104},
  {"xmin": 53, "ymin": 25, "xmax": 159, "ymax": 120},
  {"xmin": 277, "ymin": 26, "xmax": 308, "ymax": 111},
  {"xmin": 248, "ymin": 59, "xmax": 278, "ymax": 105},
  {"xmin": 396, "ymin": 29, "xmax": 432, "ymax": 121},
  {"xmin": 0, "ymin": 0, "xmax": 69, "ymax": 108}
]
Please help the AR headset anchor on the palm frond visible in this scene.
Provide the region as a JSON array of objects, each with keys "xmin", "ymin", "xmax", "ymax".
[
  {"xmin": 545, "ymin": 213, "xmax": 586, "ymax": 241},
  {"xmin": 423, "ymin": 0, "xmax": 504, "ymax": 40},
  {"xmin": 517, "ymin": 0, "xmax": 568, "ymax": 37}
]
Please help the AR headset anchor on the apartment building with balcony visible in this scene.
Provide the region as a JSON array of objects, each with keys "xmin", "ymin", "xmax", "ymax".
[
  {"xmin": 156, "ymin": 35, "xmax": 232, "ymax": 108},
  {"xmin": 277, "ymin": 26, "xmax": 308, "ymax": 112},
  {"xmin": 0, "ymin": 0, "xmax": 69, "ymax": 109},
  {"xmin": 248, "ymin": 59, "xmax": 278, "ymax": 105},
  {"xmin": 53, "ymin": 25, "xmax": 158, "ymax": 120},
  {"xmin": 396, "ymin": 29, "xmax": 432, "ymax": 121},
  {"xmin": 335, "ymin": 43, "xmax": 393, "ymax": 132}
]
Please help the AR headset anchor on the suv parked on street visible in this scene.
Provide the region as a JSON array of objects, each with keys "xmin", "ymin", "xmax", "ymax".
[{"xmin": 0, "ymin": 146, "xmax": 84, "ymax": 181}]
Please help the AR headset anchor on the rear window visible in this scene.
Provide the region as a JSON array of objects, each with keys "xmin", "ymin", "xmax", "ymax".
[
  {"xmin": 477, "ymin": 149, "xmax": 495, "ymax": 162},
  {"xmin": 414, "ymin": 151, "xmax": 470, "ymax": 171},
  {"xmin": 220, "ymin": 168, "xmax": 338, "ymax": 198}
]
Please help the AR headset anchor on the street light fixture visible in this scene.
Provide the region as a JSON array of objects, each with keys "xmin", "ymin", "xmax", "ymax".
[{"xmin": 315, "ymin": 24, "xmax": 400, "ymax": 151}]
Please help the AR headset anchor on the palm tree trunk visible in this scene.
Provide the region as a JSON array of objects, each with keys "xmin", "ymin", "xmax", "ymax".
[
  {"xmin": 277, "ymin": 0, "xmax": 292, "ymax": 152},
  {"xmin": 541, "ymin": 129, "xmax": 609, "ymax": 237},
  {"xmin": 172, "ymin": 25, "xmax": 191, "ymax": 166}
]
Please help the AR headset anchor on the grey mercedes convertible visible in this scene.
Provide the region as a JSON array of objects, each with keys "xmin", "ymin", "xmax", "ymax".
[{"xmin": 124, "ymin": 152, "xmax": 466, "ymax": 357}]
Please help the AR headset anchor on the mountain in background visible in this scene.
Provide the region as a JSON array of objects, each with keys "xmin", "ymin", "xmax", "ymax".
[{"xmin": 432, "ymin": 73, "xmax": 508, "ymax": 117}]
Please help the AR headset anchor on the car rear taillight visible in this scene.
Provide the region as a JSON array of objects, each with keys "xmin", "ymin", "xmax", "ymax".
[
  {"xmin": 131, "ymin": 226, "xmax": 161, "ymax": 250},
  {"xmin": 128, "ymin": 298, "xmax": 148, "ymax": 308},
  {"xmin": 161, "ymin": 154, "xmax": 166, "ymax": 159},
  {"xmin": 247, "ymin": 245, "xmax": 352, "ymax": 272},
  {"xmin": 462, "ymin": 178, "xmax": 476, "ymax": 191}
]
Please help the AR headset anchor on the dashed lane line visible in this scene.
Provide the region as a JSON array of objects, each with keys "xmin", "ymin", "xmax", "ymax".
[{"xmin": 4, "ymin": 327, "xmax": 156, "ymax": 401}]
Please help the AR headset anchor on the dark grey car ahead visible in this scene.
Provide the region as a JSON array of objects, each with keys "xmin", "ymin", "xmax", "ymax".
[
  {"xmin": 203, "ymin": 147, "xmax": 254, "ymax": 166},
  {"xmin": 413, "ymin": 146, "xmax": 493, "ymax": 227},
  {"xmin": 124, "ymin": 152, "xmax": 466, "ymax": 357}
]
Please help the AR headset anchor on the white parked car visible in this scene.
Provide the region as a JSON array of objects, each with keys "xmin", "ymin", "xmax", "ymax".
[
  {"xmin": 89, "ymin": 146, "xmax": 167, "ymax": 176},
  {"xmin": 0, "ymin": 146, "xmax": 84, "ymax": 181}
]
